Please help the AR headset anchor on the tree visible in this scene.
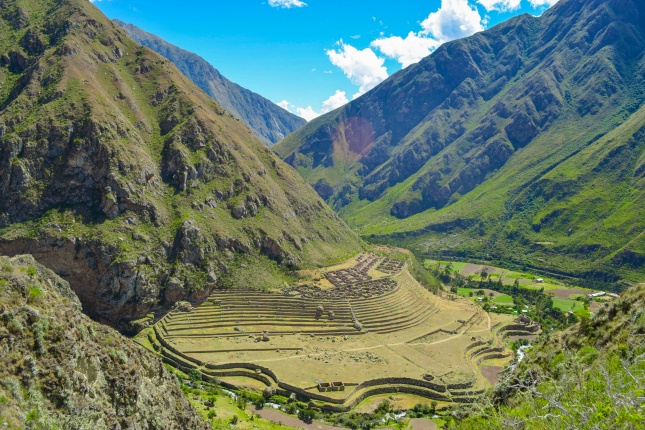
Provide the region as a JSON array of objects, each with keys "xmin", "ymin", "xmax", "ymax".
[
  {"xmin": 298, "ymin": 408, "xmax": 317, "ymax": 423},
  {"xmin": 188, "ymin": 369, "xmax": 202, "ymax": 384},
  {"xmin": 480, "ymin": 269, "xmax": 489, "ymax": 282}
]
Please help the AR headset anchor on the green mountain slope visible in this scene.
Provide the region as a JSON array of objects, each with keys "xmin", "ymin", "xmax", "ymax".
[
  {"xmin": 0, "ymin": 254, "xmax": 209, "ymax": 429},
  {"xmin": 275, "ymin": 0, "xmax": 645, "ymax": 287},
  {"xmin": 114, "ymin": 19, "xmax": 306, "ymax": 146},
  {"xmin": 452, "ymin": 283, "xmax": 645, "ymax": 429},
  {"xmin": 0, "ymin": 0, "xmax": 363, "ymax": 333}
]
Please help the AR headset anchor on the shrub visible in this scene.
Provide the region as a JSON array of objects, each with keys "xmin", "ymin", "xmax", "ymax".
[{"xmin": 28, "ymin": 285, "xmax": 43, "ymax": 302}]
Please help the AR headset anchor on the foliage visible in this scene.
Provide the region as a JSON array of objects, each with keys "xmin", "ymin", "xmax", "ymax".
[{"xmin": 451, "ymin": 284, "xmax": 645, "ymax": 429}]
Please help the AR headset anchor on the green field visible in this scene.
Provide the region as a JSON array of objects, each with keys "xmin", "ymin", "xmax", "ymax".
[
  {"xmin": 552, "ymin": 298, "xmax": 585, "ymax": 312},
  {"xmin": 492, "ymin": 294, "xmax": 513, "ymax": 305}
]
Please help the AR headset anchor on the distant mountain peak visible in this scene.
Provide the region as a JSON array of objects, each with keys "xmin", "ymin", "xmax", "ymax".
[{"xmin": 114, "ymin": 19, "xmax": 305, "ymax": 146}]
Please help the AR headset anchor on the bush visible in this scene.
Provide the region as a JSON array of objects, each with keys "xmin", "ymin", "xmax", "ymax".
[
  {"xmin": 298, "ymin": 408, "xmax": 317, "ymax": 423},
  {"xmin": 28, "ymin": 285, "xmax": 43, "ymax": 302}
]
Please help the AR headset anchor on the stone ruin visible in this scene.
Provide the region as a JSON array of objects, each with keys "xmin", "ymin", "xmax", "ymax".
[
  {"xmin": 376, "ymin": 258, "xmax": 405, "ymax": 274},
  {"xmin": 284, "ymin": 278, "xmax": 397, "ymax": 301},
  {"xmin": 324, "ymin": 254, "xmax": 380, "ymax": 287},
  {"xmin": 317, "ymin": 381, "xmax": 345, "ymax": 392}
]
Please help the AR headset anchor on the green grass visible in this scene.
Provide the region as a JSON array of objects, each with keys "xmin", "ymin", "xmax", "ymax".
[
  {"xmin": 551, "ymin": 298, "xmax": 584, "ymax": 312},
  {"xmin": 492, "ymin": 294, "xmax": 513, "ymax": 305},
  {"xmin": 457, "ymin": 288, "xmax": 473, "ymax": 297}
]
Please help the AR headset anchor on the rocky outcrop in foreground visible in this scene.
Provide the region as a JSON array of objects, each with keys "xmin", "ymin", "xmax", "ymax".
[{"xmin": 0, "ymin": 255, "xmax": 209, "ymax": 430}]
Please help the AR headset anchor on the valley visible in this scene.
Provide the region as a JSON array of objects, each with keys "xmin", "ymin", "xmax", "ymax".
[{"xmin": 0, "ymin": 0, "xmax": 643, "ymax": 428}]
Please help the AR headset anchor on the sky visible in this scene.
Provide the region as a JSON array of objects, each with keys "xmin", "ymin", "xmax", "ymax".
[{"xmin": 91, "ymin": 0, "xmax": 559, "ymax": 121}]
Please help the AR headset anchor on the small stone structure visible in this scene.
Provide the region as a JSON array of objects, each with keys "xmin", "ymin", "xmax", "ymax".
[{"xmin": 317, "ymin": 381, "xmax": 345, "ymax": 392}]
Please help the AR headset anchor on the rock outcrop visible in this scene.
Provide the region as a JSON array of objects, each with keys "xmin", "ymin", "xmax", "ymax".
[{"xmin": 0, "ymin": 255, "xmax": 209, "ymax": 430}]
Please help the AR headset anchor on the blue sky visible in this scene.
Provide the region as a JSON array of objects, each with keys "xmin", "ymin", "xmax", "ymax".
[{"xmin": 91, "ymin": 0, "xmax": 559, "ymax": 120}]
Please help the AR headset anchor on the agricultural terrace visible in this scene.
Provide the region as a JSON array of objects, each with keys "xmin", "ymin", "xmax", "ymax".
[{"xmin": 143, "ymin": 253, "xmax": 539, "ymax": 410}]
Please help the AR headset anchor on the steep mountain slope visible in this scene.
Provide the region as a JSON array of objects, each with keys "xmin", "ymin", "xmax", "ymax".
[
  {"xmin": 0, "ymin": 0, "xmax": 363, "ymax": 333},
  {"xmin": 453, "ymin": 283, "xmax": 645, "ymax": 429},
  {"xmin": 115, "ymin": 19, "xmax": 306, "ymax": 146},
  {"xmin": 275, "ymin": 0, "xmax": 645, "ymax": 286},
  {"xmin": 0, "ymin": 255, "xmax": 209, "ymax": 430}
]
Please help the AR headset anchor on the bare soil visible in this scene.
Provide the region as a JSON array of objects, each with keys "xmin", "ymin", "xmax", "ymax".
[
  {"xmin": 549, "ymin": 288, "xmax": 589, "ymax": 299},
  {"xmin": 407, "ymin": 418, "xmax": 438, "ymax": 430},
  {"xmin": 252, "ymin": 407, "xmax": 345, "ymax": 430},
  {"xmin": 480, "ymin": 365, "xmax": 504, "ymax": 385}
]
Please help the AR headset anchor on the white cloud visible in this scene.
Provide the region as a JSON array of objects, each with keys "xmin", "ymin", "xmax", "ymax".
[
  {"xmin": 321, "ymin": 90, "xmax": 349, "ymax": 113},
  {"xmin": 296, "ymin": 106, "xmax": 320, "ymax": 122},
  {"xmin": 277, "ymin": 100, "xmax": 291, "ymax": 112},
  {"xmin": 268, "ymin": 0, "xmax": 307, "ymax": 9},
  {"xmin": 326, "ymin": 42, "xmax": 389, "ymax": 99},
  {"xmin": 476, "ymin": 0, "xmax": 521, "ymax": 12},
  {"xmin": 371, "ymin": 32, "xmax": 440, "ymax": 68},
  {"xmin": 295, "ymin": 90, "xmax": 349, "ymax": 122},
  {"xmin": 528, "ymin": 0, "xmax": 559, "ymax": 7},
  {"xmin": 420, "ymin": 0, "xmax": 484, "ymax": 43}
]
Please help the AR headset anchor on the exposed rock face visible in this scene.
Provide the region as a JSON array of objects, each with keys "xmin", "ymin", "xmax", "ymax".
[
  {"xmin": 0, "ymin": 255, "xmax": 209, "ymax": 430},
  {"xmin": 0, "ymin": 0, "xmax": 364, "ymax": 333},
  {"xmin": 114, "ymin": 19, "xmax": 306, "ymax": 146}
]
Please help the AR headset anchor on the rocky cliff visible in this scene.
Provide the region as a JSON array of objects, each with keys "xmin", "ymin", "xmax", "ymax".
[
  {"xmin": 114, "ymin": 19, "xmax": 306, "ymax": 146},
  {"xmin": 0, "ymin": 0, "xmax": 364, "ymax": 333},
  {"xmin": 0, "ymin": 255, "xmax": 209, "ymax": 429}
]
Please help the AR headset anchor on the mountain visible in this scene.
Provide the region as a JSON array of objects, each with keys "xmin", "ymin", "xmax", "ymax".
[
  {"xmin": 0, "ymin": 255, "xmax": 209, "ymax": 429},
  {"xmin": 114, "ymin": 19, "xmax": 306, "ymax": 146},
  {"xmin": 274, "ymin": 0, "xmax": 645, "ymax": 287},
  {"xmin": 0, "ymin": 0, "xmax": 363, "ymax": 333}
]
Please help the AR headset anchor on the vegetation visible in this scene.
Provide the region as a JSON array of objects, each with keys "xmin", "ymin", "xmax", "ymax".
[
  {"xmin": 115, "ymin": 19, "xmax": 305, "ymax": 146},
  {"xmin": 450, "ymin": 284, "xmax": 645, "ymax": 429},
  {"xmin": 0, "ymin": 255, "xmax": 208, "ymax": 429},
  {"xmin": 274, "ymin": 0, "xmax": 645, "ymax": 288}
]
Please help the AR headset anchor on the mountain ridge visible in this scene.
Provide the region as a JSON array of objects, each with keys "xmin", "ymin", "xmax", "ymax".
[
  {"xmin": 0, "ymin": 0, "xmax": 363, "ymax": 333},
  {"xmin": 114, "ymin": 19, "xmax": 306, "ymax": 146},
  {"xmin": 274, "ymin": 0, "xmax": 645, "ymax": 287}
]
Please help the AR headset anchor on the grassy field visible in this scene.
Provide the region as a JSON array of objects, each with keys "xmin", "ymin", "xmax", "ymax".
[{"xmin": 429, "ymin": 260, "xmax": 597, "ymax": 300}]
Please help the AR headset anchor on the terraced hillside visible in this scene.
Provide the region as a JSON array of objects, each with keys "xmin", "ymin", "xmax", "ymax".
[{"xmin": 140, "ymin": 252, "xmax": 540, "ymax": 410}]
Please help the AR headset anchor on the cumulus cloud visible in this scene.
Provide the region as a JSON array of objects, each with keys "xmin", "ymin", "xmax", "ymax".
[
  {"xmin": 321, "ymin": 90, "xmax": 349, "ymax": 113},
  {"xmin": 528, "ymin": 0, "xmax": 559, "ymax": 7},
  {"xmin": 476, "ymin": 0, "xmax": 521, "ymax": 12},
  {"xmin": 370, "ymin": 0, "xmax": 484, "ymax": 69},
  {"xmin": 277, "ymin": 100, "xmax": 291, "ymax": 112},
  {"xmin": 268, "ymin": 0, "xmax": 307, "ymax": 9},
  {"xmin": 420, "ymin": 0, "xmax": 484, "ymax": 43},
  {"xmin": 296, "ymin": 106, "xmax": 320, "ymax": 122},
  {"xmin": 295, "ymin": 90, "xmax": 349, "ymax": 122},
  {"xmin": 371, "ymin": 32, "xmax": 440, "ymax": 68},
  {"xmin": 326, "ymin": 42, "xmax": 388, "ymax": 99}
]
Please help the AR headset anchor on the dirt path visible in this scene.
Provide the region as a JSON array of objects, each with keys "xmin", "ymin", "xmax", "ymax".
[{"xmin": 252, "ymin": 407, "xmax": 346, "ymax": 430}]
